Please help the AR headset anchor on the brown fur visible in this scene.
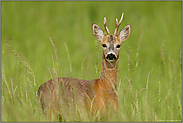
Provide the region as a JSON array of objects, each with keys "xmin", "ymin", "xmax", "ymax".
[{"xmin": 37, "ymin": 13, "xmax": 131, "ymax": 121}]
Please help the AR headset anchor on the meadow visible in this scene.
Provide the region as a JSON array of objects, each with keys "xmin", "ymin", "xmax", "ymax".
[{"xmin": 1, "ymin": 1, "xmax": 182, "ymax": 122}]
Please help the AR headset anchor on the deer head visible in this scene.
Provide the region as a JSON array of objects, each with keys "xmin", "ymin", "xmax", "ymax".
[{"xmin": 92, "ymin": 13, "xmax": 131, "ymax": 64}]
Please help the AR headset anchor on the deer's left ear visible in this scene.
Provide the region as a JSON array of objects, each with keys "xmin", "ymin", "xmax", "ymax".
[
  {"xmin": 118, "ymin": 25, "xmax": 131, "ymax": 42},
  {"xmin": 92, "ymin": 23, "xmax": 105, "ymax": 42}
]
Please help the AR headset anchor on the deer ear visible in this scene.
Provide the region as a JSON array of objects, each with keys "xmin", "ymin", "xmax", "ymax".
[
  {"xmin": 118, "ymin": 25, "xmax": 131, "ymax": 42},
  {"xmin": 92, "ymin": 23, "xmax": 105, "ymax": 42}
]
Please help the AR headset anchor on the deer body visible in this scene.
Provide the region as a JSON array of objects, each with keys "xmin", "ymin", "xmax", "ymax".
[{"xmin": 37, "ymin": 13, "xmax": 131, "ymax": 121}]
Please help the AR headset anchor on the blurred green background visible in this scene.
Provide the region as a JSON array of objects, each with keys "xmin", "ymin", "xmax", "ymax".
[{"xmin": 1, "ymin": 1, "xmax": 182, "ymax": 122}]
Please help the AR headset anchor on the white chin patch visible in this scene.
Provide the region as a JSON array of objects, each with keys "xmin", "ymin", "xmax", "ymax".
[{"xmin": 106, "ymin": 59, "xmax": 115, "ymax": 62}]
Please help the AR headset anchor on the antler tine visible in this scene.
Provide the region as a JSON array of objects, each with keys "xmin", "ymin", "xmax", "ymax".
[
  {"xmin": 114, "ymin": 13, "xmax": 124, "ymax": 35},
  {"xmin": 118, "ymin": 13, "xmax": 124, "ymax": 26},
  {"xmin": 104, "ymin": 17, "xmax": 110, "ymax": 35}
]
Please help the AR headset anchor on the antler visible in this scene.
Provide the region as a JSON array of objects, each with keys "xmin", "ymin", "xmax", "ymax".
[
  {"xmin": 104, "ymin": 17, "xmax": 110, "ymax": 35},
  {"xmin": 114, "ymin": 13, "xmax": 124, "ymax": 35}
]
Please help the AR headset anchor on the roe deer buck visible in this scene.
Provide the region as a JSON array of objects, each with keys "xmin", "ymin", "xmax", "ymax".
[{"xmin": 37, "ymin": 13, "xmax": 131, "ymax": 121}]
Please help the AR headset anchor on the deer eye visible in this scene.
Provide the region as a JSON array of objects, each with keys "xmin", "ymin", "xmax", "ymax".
[
  {"xmin": 102, "ymin": 44, "xmax": 107, "ymax": 48},
  {"xmin": 116, "ymin": 44, "xmax": 121, "ymax": 48}
]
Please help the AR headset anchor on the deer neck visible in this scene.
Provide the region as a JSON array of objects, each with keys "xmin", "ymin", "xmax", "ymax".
[{"xmin": 99, "ymin": 53, "xmax": 118, "ymax": 89}]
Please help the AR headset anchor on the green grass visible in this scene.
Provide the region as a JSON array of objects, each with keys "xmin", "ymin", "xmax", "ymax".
[{"xmin": 1, "ymin": 1, "xmax": 182, "ymax": 122}]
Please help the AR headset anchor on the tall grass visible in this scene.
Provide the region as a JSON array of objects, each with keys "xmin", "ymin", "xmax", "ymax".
[{"xmin": 1, "ymin": 1, "xmax": 182, "ymax": 122}]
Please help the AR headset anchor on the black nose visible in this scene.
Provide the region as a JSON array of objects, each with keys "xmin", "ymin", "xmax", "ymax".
[{"xmin": 106, "ymin": 53, "xmax": 116, "ymax": 61}]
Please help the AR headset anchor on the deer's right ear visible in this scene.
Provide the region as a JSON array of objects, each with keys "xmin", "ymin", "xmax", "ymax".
[{"xmin": 92, "ymin": 23, "xmax": 105, "ymax": 42}]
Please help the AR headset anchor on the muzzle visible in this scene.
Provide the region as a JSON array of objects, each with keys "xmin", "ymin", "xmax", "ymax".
[{"xmin": 106, "ymin": 53, "xmax": 116, "ymax": 62}]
